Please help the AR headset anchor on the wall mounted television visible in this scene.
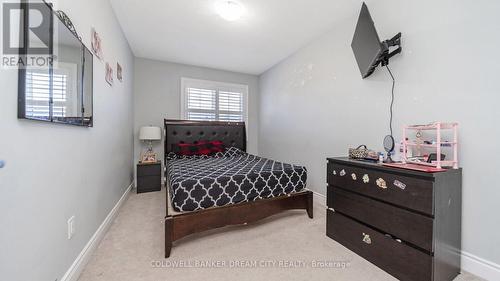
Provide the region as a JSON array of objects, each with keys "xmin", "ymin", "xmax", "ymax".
[{"xmin": 351, "ymin": 2, "xmax": 401, "ymax": 79}]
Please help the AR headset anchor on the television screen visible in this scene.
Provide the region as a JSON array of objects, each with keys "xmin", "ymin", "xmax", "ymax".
[{"xmin": 351, "ymin": 3, "xmax": 383, "ymax": 78}]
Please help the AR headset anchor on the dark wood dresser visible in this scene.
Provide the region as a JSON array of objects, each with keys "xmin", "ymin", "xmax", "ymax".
[
  {"xmin": 326, "ymin": 157, "xmax": 462, "ymax": 281},
  {"xmin": 137, "ymin": 161, "xmax": 162, "ymax": 194}
]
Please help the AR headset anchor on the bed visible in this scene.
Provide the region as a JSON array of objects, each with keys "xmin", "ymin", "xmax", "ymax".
[{"xmin": 164, "ymin": 119, "xmax": 313, "ymax": 257}]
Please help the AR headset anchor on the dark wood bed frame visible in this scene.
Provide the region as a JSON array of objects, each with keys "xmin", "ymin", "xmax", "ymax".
[{"xmin": 164, "ymin": 119, "xmax": 313, "ymax": 258}]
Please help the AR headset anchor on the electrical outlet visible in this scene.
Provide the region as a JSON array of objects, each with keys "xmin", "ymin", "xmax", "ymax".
[{"xmin": 67, "ymin": 216, "xmax": 75, "ymax": 240}]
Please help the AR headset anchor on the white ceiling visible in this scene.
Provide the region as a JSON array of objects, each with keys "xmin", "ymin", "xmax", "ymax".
[{"xmin": 110, "ymin": 0, "xmax": 356, "ymax": 75}]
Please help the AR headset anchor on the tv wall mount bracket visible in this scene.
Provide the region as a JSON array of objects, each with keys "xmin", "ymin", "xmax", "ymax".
[{"xmin": 380, "ymin": 32, "xmax": 402, "ymax": 66}]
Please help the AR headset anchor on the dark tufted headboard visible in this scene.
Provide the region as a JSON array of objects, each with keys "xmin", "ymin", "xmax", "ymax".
[{"xmin": 164, "ymin": 119, "xmax": 246, "ymax": 159}]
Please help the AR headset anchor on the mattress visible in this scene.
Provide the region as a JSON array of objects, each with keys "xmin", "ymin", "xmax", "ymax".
[{"xmin": 166, "ymin": 148, "xmax": 307, "ymax": 212}]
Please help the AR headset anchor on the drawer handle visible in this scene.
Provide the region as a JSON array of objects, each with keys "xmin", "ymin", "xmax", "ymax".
[
  {"xmin": 376, "ymin": 178, "xmax": 387, "ymax": 189},
  {"xmin": 362, "ymin": 233, "xmax": 372, "ymax": 244}
]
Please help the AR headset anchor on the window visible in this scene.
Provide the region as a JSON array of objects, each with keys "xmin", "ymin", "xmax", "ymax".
[
  {"xmin": 181, "ymin": 78, "xmax": 248, "ymax": 123},
  {"xmin": 25, "ymin": 62, "xmax": 77, "ymax": 118},
  {"xmin": 25, "ymin": 71, "xmax": 70, "ymax": 118}
]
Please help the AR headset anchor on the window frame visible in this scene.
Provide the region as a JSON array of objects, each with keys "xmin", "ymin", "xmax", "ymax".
[{"xmin": 180, "ymin": 77, "xmax": 249, "ymax": 125}]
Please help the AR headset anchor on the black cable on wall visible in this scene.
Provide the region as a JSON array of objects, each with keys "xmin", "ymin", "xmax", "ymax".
[{"xmin": 386, "ymin": 65, "xmax": 395, "ymax": 137}]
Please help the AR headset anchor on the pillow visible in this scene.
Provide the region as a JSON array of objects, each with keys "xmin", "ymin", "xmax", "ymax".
[
  {"xmin": 172, "ymin": 141, "xmax": 225, "ymax": 156},
  {"xmin": 172, "ymin": 142, "xmax": 210, "ymax": 156},
  {"xmin": 222, "ymin": 147, "xmax": 245, "ymax": 157},
  {"xmin": 205, "ymin": 140, "xmax": 225, "ymax": 154}
]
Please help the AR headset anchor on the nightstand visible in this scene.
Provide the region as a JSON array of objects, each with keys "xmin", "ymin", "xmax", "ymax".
[{"xmin": 136, "ymin": 161, "xmax": 162, "ymax": 194}]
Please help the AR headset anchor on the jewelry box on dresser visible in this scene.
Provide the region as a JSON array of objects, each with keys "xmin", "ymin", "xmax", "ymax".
[{"xmin": 326, "ymin": 157, "xmax": 462, "ymax": 281}]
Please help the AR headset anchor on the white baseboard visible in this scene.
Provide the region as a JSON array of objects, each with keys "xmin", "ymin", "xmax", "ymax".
[
  {"xmin": 60, "ymin": 182, "xmax": 133, "ymax": 281},
  {"xmin": 462, "ymin": 251, "xmax": 500, "ymax": 281},
  {"xmin": 312, "ymin": 190, "xmax": 326, "ymax": 208}
]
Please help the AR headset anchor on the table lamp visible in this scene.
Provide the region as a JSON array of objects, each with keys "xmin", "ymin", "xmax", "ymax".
[{"xmin": 139, "ymin": 126, "xmax": 162, "ymax": 163}]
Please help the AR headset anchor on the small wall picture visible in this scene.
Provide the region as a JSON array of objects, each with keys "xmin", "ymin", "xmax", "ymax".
[
  {"xmin": 117, "ymin": 63, "xmax": 123, "ymax": 82},
  {"xmin": 91, "ymin": 28, "xmax": 103, "ymax": 60},
  {"xmin": 105, "ymin": 62, "xmax": 114, "ymax": 86}
]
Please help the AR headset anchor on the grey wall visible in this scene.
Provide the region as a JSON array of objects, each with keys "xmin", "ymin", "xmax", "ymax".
[
  {"xmin": 133, "ymin": 58, "xmax": 260, "ymax": 173},
  {"xmin": 259, "ymin": 0, "xmax": 500, "ymax": 270},
  {"xmin": 0, "ymin": 0, "xmax": 135, "ymax": 280}
]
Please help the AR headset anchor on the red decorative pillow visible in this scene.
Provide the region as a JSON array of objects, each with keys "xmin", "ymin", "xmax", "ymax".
[
  {"xmin": 206, "ymin": 140, "xmax": 225, "ymax": 153},
  {"xmin": 172, "ymin": 141, "xmax": 225, "ymax": 156}
]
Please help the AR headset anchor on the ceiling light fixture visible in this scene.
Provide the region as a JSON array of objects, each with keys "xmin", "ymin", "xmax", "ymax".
[{"xmin": 215, "ymin": 1, "xmax": 244, "ymax": 21}]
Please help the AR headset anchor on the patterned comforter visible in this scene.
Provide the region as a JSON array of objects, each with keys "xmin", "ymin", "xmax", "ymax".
[{"xmin": 166, "ymin": 148, "xmax": 307, "ymax": 212}]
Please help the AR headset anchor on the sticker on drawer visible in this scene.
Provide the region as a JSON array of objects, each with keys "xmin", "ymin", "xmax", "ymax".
[
  {"xmin": 362, "ymin": 174, "xmax": 370, "ymax": 183},
  {"xmin": 376, "ymin": 178, "xmax": 387, "ymax": 189},
  {"xmin": 362, "ymin": 233, "xmax": 372, "ymax": 244},
  {"xmin": 393, "ymin": 180, "xmax": 407, "ymax": 190}
]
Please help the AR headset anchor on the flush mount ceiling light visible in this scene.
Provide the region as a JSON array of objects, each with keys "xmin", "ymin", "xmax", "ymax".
[{"xmin": 215, "ymin": 1, "xmax": 244, "ymax": 21}]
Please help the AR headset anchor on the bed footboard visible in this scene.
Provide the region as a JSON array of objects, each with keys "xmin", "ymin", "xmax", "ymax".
[{"xmin": 165, "ymin": 191, "xmax": 313, "ymax": 258}]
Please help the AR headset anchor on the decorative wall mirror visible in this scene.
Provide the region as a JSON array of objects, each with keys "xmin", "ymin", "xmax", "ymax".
[{"xmin": 17, "ymin": 1, "xmax": 93, "ymax": 127}]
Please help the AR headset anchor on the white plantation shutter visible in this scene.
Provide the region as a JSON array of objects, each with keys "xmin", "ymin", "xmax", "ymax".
[
  {"xmin": 182, "ymin": 78, "xmax": 247, "ymax": 122},
  {"xmin": 25, "ymin": 71, "xmax": 68, "ymax": 118},
  {"xmin": 186, "ymin": 87, "xmax": 217, "ymax": 121},
  {"xmin": 218, "ymin": 90, "xmax": 244, "ymax": 122}
]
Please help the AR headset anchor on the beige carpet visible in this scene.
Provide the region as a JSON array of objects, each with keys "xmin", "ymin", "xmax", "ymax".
[{"xmin": 78, "ymin": 188, "xmax": 483, "ymax": 281}]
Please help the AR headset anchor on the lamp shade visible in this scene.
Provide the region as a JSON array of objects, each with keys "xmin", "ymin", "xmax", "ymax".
[{"xmin": 139, "ymin": 126, "xmax": 162, "ymax": 141}]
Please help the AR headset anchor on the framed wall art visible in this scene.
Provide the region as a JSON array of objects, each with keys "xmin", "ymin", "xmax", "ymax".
[
  {"xmin": 105, "ymin": 62, "xmax": 114, "ymax": 86},
  {"xmin": 91, "ymin": 28, "xmax": 103, "ymax": 60},
  {"xmin": 117, "ymin": 62, "xmax": 123, "ymax": 82}
]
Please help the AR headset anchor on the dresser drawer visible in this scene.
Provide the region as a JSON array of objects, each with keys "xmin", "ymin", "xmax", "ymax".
[
  {"xmin": 327, "ymin": 210, "xmax": 432, "ymax": 281},
  {"xmin": 328, "ymin": 187, "xmax": 433, "ymax": 252},
  {"xmin": 327, "ymin": 162, "xmax": 434, "ymax": 215},
  {"xmin": 138, "ymin": 163, "xmax": 161, "ymax": 176}
]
